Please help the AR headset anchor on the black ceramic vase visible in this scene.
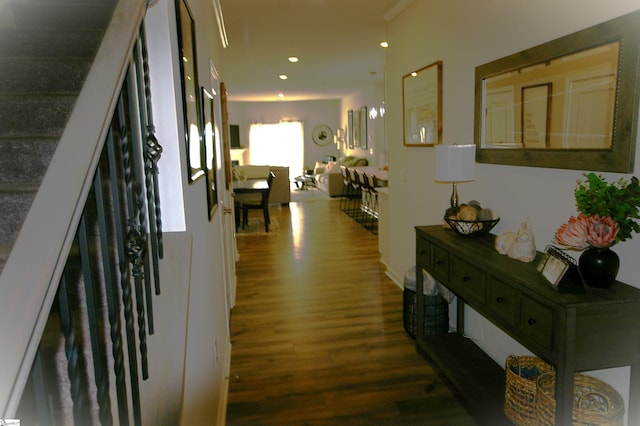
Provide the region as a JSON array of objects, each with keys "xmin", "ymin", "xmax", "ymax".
[{"xmin": 578, "ymin": 246, "xmax": 620, "ymax": 288}]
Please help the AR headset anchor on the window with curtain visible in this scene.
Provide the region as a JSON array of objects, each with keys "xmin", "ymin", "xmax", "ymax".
[{"xmin": 249, "ymin": 121, "xmax": 304, "ymax": 175}]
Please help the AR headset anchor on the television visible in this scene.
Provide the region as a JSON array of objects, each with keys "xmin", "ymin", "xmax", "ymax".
[{"xmin": 230, "ymin": 124, "xmax": 241, "ymax": 148}]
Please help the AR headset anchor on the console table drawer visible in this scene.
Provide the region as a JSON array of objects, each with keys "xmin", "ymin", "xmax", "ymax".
[
  {"xmin": 416, "ymin": 236, "xmax": 431, "ymax": 267},
  {"xmin": 487, "ymin": 277, "xmax": 518, "ymax": 324},
  {"xmin": 432, "ymin": 246, "xmax": 450, "ymax": 281},
  {"xmin": 451, "ymin": 257, "xmax": 486, "ymax": 304},
  {"xmin": 520, "ymin": 295, "xmax": 554, "ymax": 351}
]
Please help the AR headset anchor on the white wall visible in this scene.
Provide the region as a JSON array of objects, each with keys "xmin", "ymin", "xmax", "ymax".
[
  {"xmin": 385, "ymin": 1, "xmax": 640, "ymax": 423},
  {"xmin": 146, "ymin": 0, "xmax": 230, "ymax": 423},
  {"xmin": 228, "ymin": 85, "xmax": 388, "ymax": 170},
  {"xmin": 340, "ymin": 86, "xmax": 385, "ymax": 166},
  {"xmin": 228, "ymin": 100, "xmax": 341, "ymax": 170}
]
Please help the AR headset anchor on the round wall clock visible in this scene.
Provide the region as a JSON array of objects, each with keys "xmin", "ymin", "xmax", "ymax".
[{"xmin": 312, "ymin": 124, "xmax": 333, "ymax": 146}]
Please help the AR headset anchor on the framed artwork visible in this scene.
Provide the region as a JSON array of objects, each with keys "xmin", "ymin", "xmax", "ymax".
[
  {"xmin": 201, "ymin": 87, "xmax": 218, "ymax": 220},
  {"xmin": 360, "ymin": 106, "xmax": 368, "ymax": 149},
  {"xmin": 521, "ymin": 83, "xmax": 552, "ymax": 148},
  {"xmin": 347, "ymin": 110, "xmax": 354, "ymax": 149},
  {"xmin": 402, "ymin": 60, "xmax": 442, "ymax": 146},
  {"xmin": 175, "ymin": 0, "xmax": 203, "ymax": 183},
  {"xmin": 353, "ymin": 109, "xmax": 361, "ymax": 147}
]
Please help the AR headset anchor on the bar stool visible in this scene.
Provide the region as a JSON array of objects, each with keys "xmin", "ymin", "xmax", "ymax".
[
  {"xmin": 340, "ymin": 166, "xmax": 352, "ymax": 212},
  {"xmin": 348, "ymin": 168, "xmax": 363, "ymax": 222},
  {"xmin": 358, "ymin": 170, "xmax": 372, "ymax": 223},
  {"xmin": 366, "ymin": 173, "xmax": 379, "ymax": 234}
]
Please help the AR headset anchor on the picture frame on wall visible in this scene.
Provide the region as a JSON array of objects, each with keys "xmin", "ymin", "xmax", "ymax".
[
  {"xmin": 200, "ymin": 87, "xmax": 218, "ymax": 220},
  {"xmin": 175, "ymin": 0, "xmax": 203, "ymax": 183},
  {"xmin": 360, "ymin": 106, "xmax": 368, "ymax": 149},
  {"xmin": 347, "ymin": 109, "xmax": 354, "ymax": 149},
  {"xmin": 402, "ymin": 60, "xmax": 443, "ymax": 146},
  {"xmin": 353, "ymin": 109, "xmax": 361, "ymax": 147}
]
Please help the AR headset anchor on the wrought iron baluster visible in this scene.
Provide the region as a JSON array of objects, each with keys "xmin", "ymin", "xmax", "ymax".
[
  {"xmin": 29, "ymin": 349, "xmax": 52, "ymax": 425},
  {"xmin": 93, "ymin": 159, "xmax": 130, "ymax": 425},
  {"xmin": 57, "ymin": 268, "xmax": 91, "ymax": 425},
  {"xmin": 139, "ymin": 23, "xmax": 164, "ymax": 274},
  {"xmin": 126, "ymin": 59, "xmax": 155, "ymax": 336},
  {"xmin": 119, "ymin": 67, "xmax": 150, "ymax": 378},
  {"xmin": 109, "ymin": 98, "xmax": 143, "ymax": 425},
  {"xmin": 77, "ymin": 208, "xmax": 112, "ymax": 425}
]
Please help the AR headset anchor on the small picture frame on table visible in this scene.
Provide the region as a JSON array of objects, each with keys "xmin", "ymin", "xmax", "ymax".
[{"xmin": 537, "ymin": 246, "xmax": 584, "ymax": 293}]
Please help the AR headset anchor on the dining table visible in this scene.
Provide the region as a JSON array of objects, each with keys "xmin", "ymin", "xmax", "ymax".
[
  {"xmin": 232, "ymin": 178, "xmax": 269, "ymax": 194},
  {"xmin": 232, "ymin": 178, "xmax": 269, "ymax": 230}
]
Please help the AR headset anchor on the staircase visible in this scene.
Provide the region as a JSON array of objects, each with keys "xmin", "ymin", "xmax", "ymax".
[
  {"xmin": 0, "ymin": 0, "xmax": 117, "ymax": 274},
  {"xmin": 0, "ymin": 0, "xmax": 168, "ymax": 423}
]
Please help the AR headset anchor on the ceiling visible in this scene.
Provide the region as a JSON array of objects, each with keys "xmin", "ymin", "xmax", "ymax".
[{"xmin": 219, "ymin": 0, "xmax": 411, "ymax": 102}]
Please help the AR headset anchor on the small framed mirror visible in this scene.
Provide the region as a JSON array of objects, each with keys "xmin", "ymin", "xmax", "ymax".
[
  {"xmin": 403, "ymin": 61, "xmax": 443, "ymax": 146},
  {"xmin": 475, "ymin": 10, "xmax": 640, "ymax": 172}
]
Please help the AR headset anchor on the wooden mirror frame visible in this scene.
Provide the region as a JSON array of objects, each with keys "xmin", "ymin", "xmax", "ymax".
[{"xmin": 474, "ymin": 10, "xmax": 640, "ymax": 172}]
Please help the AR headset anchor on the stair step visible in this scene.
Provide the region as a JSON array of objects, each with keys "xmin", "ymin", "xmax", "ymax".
[
  {"xmin": 10, "ymin": 2, "xmax": 115, "ymax": 31},
  {"xmin": 0, "ymin": 243, "xmax": 11, "ymax": 274},
  {"xmin": 0, "ymin": 190, "xmax": 37, "ymax": 247},
  {"xmin": 0, "ymin": 28, "xmax": 104, "ymax": 59},
  {"xmin": 0, "ymin": 58, "xmax": 91, "ymax": 94},
  {"xmin": 0, "ymin": 138, "xmax": 58, "ymax": 185},
  {"xmin": 0, "ymin": 94, "xmax": 76, "ymax": 138}
]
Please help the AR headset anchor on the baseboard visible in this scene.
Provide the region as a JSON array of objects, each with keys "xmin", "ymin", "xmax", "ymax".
[
  {"xmin": 216, "ymin": 340, "xmax": 232, "ymax": 426},
  {"xmin": 385, "ymin": 267, "xmax": 404, "ymax": 290}
]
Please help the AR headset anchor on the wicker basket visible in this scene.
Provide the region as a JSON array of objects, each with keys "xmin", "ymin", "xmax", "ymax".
[
  {"xmin": 536, "ymin": 372, "xmax": 624, "ymax": 426},
  {"xmin": 402, "ymin": 288, "xmax": 448, "ymax": 338},
  {"xmin": 504, "ymin": 355, "xmax": 555, "ymax": 426}
]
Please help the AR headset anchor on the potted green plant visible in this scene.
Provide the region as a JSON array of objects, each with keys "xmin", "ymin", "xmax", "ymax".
[{"xmin": 554, "ymin": 173, "xmax": 640, "ymax": 287}]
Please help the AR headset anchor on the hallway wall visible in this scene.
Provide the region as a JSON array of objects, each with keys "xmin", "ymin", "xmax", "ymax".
[{"xmin": 385, "ymin": 1, "xmax": 640, "ymax": 423}]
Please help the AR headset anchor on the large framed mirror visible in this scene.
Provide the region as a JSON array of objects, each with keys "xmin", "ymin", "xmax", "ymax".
[{"xmin": 475, "ymin": 10, "xmax": 640, "ymax": 172}]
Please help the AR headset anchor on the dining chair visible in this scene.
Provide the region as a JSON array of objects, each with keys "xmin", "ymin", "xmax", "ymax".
[{"xmin": 239, "ymin": 171, "xmax": 275, "ymax": 232}]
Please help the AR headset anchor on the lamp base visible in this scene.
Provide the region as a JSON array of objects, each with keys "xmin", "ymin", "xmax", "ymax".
[{"xmin": 450, "ymin": 182, "xmax": 459, "ymax": 209}]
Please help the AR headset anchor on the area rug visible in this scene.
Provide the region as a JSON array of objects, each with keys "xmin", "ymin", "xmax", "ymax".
[
  {"xmin": 290, "ymin": 187, "xmax": 332, "ymax": 203},
  {"xmin": 236, "ymin": 216, "xmax": 280, "ymax": 236}
]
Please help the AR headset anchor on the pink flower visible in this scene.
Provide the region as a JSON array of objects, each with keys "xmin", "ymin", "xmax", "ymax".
[
  {"xmin": 554, "ymin": 214, "xmax": 589, "ymax": 250},
  {"xmin": 584, "ymin": 215, "xmax": 619, "ymax": 248}
]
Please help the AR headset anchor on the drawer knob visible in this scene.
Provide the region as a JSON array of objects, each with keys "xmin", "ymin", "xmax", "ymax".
[
  {"xmin": 495, "ymin": 296, "xmax": 504, "ymax": 303},
  {"xmin": 436, "ymin": 259, "xmax": 445, "ymax": 266},
  {"xmin": 420, "ymin": 250, "xmax": 426, "ymax": 255},
  {"xmin": 527, "ymin": 318, "xmax": 537, "ymax": 326},
  {"xmin": 463, "ymin": 276, "xmax": 471, "ymax": 282}
]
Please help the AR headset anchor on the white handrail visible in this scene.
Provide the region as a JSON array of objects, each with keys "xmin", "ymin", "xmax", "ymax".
[{"xmin": 0, "ymin": 0, "xmax": 146, "ymax": 415}]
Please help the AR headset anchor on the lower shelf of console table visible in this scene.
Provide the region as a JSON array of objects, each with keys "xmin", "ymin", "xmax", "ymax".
[
  {"xmin": 416, "ymin": 332, "xmax": 511, "ymax": 425},
  {"xmin": 415, "ymin": 225, "xmax": 640, "ymax": 426}
]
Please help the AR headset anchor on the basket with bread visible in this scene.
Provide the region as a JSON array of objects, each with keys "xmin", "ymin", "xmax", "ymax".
[{"xmin": 444, "ymin": 200, "xmax": 500, "ymax": 237}]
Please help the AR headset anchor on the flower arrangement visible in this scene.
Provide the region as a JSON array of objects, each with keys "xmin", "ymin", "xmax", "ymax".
[{"xmin": 554, "ymin": 173, "xmax": 640, "ymax": 250}]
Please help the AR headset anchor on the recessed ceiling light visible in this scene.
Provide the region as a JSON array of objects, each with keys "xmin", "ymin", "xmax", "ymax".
[
  {"xmin": 379, "ymin": 41, "xmax": 389, "ymax": 48},
  {"xmin": 288, "ymin": 56, "xmax": 299, "ymax": 63},
  {"xmin": 278, "ymin": 93, "xmax": 285, "ymax": 98},
  {"xmin": 279, "ymin": 74, "xmax": 288, "ymax": 80}
]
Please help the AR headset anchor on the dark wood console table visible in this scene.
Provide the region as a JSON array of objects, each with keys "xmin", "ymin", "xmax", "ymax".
[{"xmin": 415, "ymin": 225, "xmax": 640, "ymax": 426}]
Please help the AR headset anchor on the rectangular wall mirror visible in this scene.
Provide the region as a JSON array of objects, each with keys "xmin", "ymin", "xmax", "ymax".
[{"xmin": 474, "ymin": 9, "xmax": 640, "ymax": 172}]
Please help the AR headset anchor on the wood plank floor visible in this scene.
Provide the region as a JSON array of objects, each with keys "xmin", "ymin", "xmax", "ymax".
[{"xmin": 227, "ymin": 199, "xmax": 477, "ymax": 425}]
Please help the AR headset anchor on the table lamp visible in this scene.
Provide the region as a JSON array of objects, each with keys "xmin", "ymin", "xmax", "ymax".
[{"xmin": 435, "ymin": 144, "xmax": 476, "ymax": 209}]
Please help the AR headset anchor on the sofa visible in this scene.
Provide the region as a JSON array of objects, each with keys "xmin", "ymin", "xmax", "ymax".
[
  {"xmin": 314, "ymin": 156, "xmax": 369, "ymax": 197},
  {"xmin": 232, "ymin": 165, "xmax": 290, "ymax": 204}
]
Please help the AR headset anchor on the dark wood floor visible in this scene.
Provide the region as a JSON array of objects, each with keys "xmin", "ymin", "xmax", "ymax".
[{"xmin": 226, "ymin": 199, "xmax": 477, "ymax": 425}]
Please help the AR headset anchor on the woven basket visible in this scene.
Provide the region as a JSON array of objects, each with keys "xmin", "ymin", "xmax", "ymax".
[
  {"xmin": 504, "ymin": 355, "xmax": 555, "ymax": 426},
  {"xmin": 536, "ymin": 372, "xmax": 625, "ymax": 426}
]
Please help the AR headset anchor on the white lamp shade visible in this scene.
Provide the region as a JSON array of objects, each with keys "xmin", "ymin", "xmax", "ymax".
[{"xmin": 435, "ymin": 144, "xmax": 476, "ymax": 182}]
